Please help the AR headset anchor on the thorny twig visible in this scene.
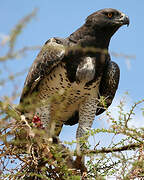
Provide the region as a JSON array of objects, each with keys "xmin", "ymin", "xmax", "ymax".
[{"xmin": 0, "ymin": 9, "xmax": 38, "ymax": 62}]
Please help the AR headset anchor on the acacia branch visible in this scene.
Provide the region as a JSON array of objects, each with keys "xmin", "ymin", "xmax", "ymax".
[
  {"xmin": 0, "ymin": 101, "xmax": 20, "ymax": 121},
  {"xmin": 111, "ymin": 51, "xmax": 136, "ymax": 60},
  {"xmin": 125, "ymin": 98, "xmax": 144, "ymax": 128},
  {"xmin": 0, "ymin": 9, "xmax": 38, "ymax": 62},
  {"xmin": 0, "ymin": 46, "xmax": 41, "ymax": 61},
  {"xmin": 84, "ymin": 142, "xmax": 142, "ymax": 155}
]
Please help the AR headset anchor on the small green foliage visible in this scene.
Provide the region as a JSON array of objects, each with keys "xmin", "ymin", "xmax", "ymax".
[
  {"xmin": 9, "ymin": 9, "xmax": 37, "ymax": 51},
  {"xmin": 0, "ymin": 8, "xmax": 144, "ymax": 180},
  {"xmin": 68, "ymin": 176, "xmax": 81, "ymax": 180}
]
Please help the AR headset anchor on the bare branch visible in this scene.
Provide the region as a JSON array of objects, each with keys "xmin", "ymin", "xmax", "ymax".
[
  {"xmin": 0, "ymin": 9, "xmax": 38, "ymax": 62},
  {"xmin": 84, "ymin": 142, "xmax": 142, "ymax": 155}
]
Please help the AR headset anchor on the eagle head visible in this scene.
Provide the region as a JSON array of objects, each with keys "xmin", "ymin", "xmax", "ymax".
[
  {"xmin": 85, "ymin": 8, "xmax": 129, "ymax": 38},
  {"xmin": 86, "ymin": 8, "xmax": 130, "ymax": 28},
  {"xmin": 68, "ymin": 8, "xmax": 129, "ymax": 48}
]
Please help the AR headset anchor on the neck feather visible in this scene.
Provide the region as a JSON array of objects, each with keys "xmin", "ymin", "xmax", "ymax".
[{"xmin": 67, "ymin": 24, "xmax": 112, "ymax": 49}]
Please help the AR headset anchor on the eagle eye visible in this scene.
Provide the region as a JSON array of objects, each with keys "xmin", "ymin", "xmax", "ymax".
[{"xmin": 107, "ymin": 12, "xmax": 114, "ymax": 18}]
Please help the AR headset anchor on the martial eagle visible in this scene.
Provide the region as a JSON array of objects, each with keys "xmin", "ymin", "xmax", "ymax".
[{"xmin": 19, "ymin": 8, "xmax": 129, "ymax": 169}]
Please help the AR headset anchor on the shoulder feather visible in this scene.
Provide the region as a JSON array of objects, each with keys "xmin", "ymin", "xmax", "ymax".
[{"xmin": 20, "ymin": 38, "xmax": 65, "ymax": 102}]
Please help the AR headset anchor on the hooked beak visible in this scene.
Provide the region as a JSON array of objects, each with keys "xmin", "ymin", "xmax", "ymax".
[{"xmin": 120, "ymin": 14, "xmax": 130, "ymax": 26}]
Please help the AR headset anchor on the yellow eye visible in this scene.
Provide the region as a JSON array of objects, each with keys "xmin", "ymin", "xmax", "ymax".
[{"xmin": 107, "ymin": 12, "xmax": 113, "ymax": 18}]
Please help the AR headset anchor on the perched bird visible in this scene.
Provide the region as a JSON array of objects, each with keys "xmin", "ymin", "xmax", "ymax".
[{"xmin": 19, "ymin": 8, "xmax": 129, "ymax": 169}]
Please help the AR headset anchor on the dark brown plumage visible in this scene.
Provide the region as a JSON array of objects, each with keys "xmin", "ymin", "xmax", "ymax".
[{"xmin": 19, "ymin": 8, "xmax": 129, "ymax": 169}]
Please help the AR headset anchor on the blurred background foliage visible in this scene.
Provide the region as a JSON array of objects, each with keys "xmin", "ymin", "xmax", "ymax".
[{"xmin": 0, "ymin": 7, "xmax": 144, "ymax": 180}]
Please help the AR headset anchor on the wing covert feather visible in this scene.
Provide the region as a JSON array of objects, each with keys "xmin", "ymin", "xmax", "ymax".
[{"xmin": 20, "ymin": 38, "xmax": 65, "ymax": 102}]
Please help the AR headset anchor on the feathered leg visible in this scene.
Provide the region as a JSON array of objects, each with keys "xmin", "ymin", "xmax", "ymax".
[{"xmin": 75, "ymin": 94, "xmax": 98, "ymax": 171}]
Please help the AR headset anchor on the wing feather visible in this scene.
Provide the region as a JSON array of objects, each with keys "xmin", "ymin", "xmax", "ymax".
[
  {"xmin": 96, "ymin": 60, "xmax": 120, "ymax": 115},
  {"xmin": 20, "ymin": 38, "xmax": 65, "ymax": 103}
]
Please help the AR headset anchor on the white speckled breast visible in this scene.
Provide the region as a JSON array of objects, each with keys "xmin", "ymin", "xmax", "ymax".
[{"xmin": 38, "ymin": 62, "xmax": 101, "ymax": 122}]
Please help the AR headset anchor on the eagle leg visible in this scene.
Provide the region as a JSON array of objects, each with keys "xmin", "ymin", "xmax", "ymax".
[
  {"xmin": 75, "ymin": 95, "xmax": 98, "ymax": 170},
  {"xmin": 34, "ymin": 103, "xmax": 52, "ymax": 137}
]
